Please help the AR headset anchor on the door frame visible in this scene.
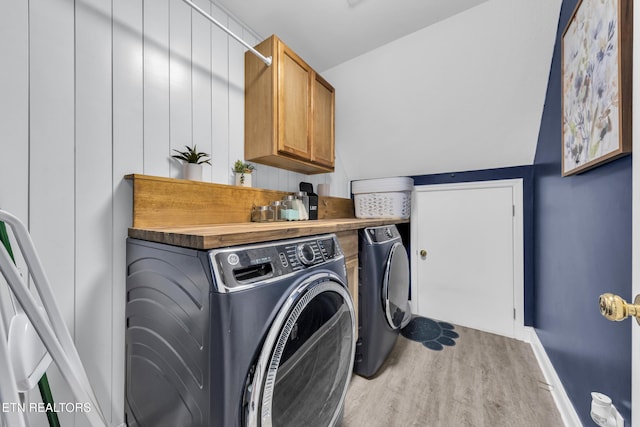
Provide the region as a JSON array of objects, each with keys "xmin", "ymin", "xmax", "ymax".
[
  {"xmin": 631, "ymin": 1, "xmax": 639, "ymax": 423},
  {"xmin": 410, "ymin": 178, "xmax": 525, "ymax": 340},
  {"xmin": 632, "ymin": 130, "xmax": 638, "ymax": 427}
]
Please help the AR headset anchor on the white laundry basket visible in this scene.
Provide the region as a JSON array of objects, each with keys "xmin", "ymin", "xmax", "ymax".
[{"xmin": 351, "ymin": 177, "xmax": 414, "ymax": 219}]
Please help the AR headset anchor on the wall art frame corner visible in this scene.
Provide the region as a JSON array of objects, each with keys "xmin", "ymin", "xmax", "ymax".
[{"xmin": 561, "ymin": 0, "xmax": 633, "ymax": 177}]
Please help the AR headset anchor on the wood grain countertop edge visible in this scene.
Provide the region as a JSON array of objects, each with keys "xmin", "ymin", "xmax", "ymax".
[{"xmin": 128, "ymin": 218, "xmax": 409, "ymax": 250}]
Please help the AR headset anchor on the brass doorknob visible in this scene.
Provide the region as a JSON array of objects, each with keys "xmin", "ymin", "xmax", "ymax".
[
  {"xmin": 420, "ymin": 250, "xmax": 427, "ymax": 257},
  {"xmin": 599, "ymin": 293, "xmax": 640, "ymax": 325}
]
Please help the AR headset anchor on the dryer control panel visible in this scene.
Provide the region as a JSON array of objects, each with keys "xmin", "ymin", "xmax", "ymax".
[
  {"xmin": 209, "ymin": 234, "xmax": 343, "ymax": 292},
  {"xmin": 364, "ymin": 225, "xmax": 401, "ymax": 244}
]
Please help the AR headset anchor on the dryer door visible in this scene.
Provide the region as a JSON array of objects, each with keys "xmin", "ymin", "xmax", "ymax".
[
  {"xmin": 382, "ymin": 242, "xmax": 410, "ymax": 330},
  {"xmin": 245, "ymin": 273, "xmax": 356, "ymax": 427}
]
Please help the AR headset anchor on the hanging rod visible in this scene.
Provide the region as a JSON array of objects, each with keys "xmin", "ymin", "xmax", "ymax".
[{"xmin": 181, "ymin": 0, "xmax": 272, "ymax": 66}]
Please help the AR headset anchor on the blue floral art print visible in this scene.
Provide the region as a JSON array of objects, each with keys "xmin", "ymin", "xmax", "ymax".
[{"xmin": 562, "ymin": 0, "xmax": 620, "ymax": 176}]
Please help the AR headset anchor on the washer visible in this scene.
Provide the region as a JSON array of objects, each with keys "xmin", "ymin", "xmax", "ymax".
[
  {"xmin": 354, "ymin": 224, "xmax": 411, "ymax": 378},
  {"xmin": 125, "ymin": 234, "xmax": 355, "ymax": 427}
]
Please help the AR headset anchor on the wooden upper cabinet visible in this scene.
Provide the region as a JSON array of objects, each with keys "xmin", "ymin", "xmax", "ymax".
[
  {"xmin": 312, "ymin": 73, "xmax": 335, "ymax": 168},
  {"xmin": 278, "ymin": 44, "xmax": 312, "ymax": 160},
  {"xmin": 245, "ymin": 35, "xmax": 335, "ymax": 174}
]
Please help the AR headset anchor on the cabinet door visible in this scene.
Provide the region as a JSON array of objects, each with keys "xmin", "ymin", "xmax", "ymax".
[
  {"xmin": 277, "ymin": 43, "xmax": 311, "ymax": 160},
  {"xmin": 312, "ymin": 74, "xmax": 335, "ymax": 168}
]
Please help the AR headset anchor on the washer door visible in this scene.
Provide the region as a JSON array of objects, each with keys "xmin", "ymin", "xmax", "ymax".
[
  {"xmin": 245, "ymin": 273, "xmax": 356, "ymax": 427},
  {"xmin": 382, "ymin": 242, "xmax": 410, "ymax": 330}
]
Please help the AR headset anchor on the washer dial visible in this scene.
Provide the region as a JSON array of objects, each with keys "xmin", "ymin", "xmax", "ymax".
[{"xmin": 297, "ymin": 243, "xmax": 316, "ymax": 265}]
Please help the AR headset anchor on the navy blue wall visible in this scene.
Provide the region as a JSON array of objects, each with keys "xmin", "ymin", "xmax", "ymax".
[
  {"xmin": 534, "ymin": 0, "xmax": 632, "ymax": 423},
  {"xmin": 412, "ymin": 166, "xmax": 535, "ymax": 326}
]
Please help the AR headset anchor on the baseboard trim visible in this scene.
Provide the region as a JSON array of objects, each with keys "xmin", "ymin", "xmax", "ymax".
[{"xmin": 524, "ymin": 327, "xmax": 582, "ymax": 427}]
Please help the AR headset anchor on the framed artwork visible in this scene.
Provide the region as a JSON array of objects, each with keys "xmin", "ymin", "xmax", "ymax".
[{"xmin": 561, "ymin": 0, "xmax": 632, "ymax": 176}]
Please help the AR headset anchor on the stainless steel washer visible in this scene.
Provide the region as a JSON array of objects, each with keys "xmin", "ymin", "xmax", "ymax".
[{"xmin": 125, "ymin": 234, "xmax": 355, "ymax": 426}]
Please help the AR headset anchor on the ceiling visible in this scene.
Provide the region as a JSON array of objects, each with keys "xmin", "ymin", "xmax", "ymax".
[{"xmin": 213, "ymin": 0, "xmax": 489, "ymax": 71}]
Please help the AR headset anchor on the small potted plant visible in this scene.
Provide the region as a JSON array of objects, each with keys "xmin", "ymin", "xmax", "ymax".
[
  {"xmin": 233, "ymin": 160, "xmax": 256, "ymax": 187},
  {"xmin": 171, "ymin": 145, "xmax": 211, "ymax": 181}
]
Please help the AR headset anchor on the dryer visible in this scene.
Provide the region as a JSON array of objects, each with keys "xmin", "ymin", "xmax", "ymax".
[
  {"xmin": 354, "ymin": 225, "xmax": 410, "ymax": 378},
  {"xmin": 125, "ymin": 234, "xmax": 355, "ymax": 427}
]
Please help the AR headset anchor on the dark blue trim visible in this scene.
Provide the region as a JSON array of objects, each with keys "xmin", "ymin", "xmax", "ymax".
[
  {"xmin": 411, "ymin": 165, "xmax": 535, "ymax": 326},
  {"xmin": 412, "ymin": 165, "xmax": 533, "ymax": 186}
]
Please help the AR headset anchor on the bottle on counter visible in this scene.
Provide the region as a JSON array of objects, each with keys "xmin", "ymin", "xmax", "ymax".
[
  {"xmin": 282, "ymin": 195, "xmax": 299, "ymax": 221},
  {"xmin": 295, "ymin": 191, "xmax": 309, "ymax": 220},
  {"xmin": 270, "ymin": 200, "xmax": 284, "ymax": 221},
  {"xmin": 251, "ymin": 205, "xmax": 275, "ymax": 222},
  {"xmin": 299, "ymin": 182, "xmax": 318, "ymax": 220},
  {"xmin": 294, "ymin": 192, "xmax": 309, "ymax": 220}
]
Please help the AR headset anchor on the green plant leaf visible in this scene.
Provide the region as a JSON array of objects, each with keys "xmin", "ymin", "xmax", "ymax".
[
  {"xmin": 171, "ymin": 145, "xmax": 211, "ymax": 164},
  {"xmin": 233, "ymin": 159, "xmax": 256, "ymax": 172}
]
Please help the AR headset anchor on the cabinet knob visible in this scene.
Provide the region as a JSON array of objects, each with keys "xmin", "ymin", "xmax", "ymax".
[{"xmin": 419, "ymin": 249, "xmax": 427, "ymax": 258}]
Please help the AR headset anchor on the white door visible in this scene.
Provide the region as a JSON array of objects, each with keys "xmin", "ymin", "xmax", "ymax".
[{"xmin": 411, "ymin": 179, "xmax": 524, "ymax": 339}]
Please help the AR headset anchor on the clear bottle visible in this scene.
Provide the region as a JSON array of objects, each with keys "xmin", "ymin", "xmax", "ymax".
[
  {"xmin": 294, "ymin": 192, "xmax": 309, "ymax": 220},
  {"xmin": 270, "ymin": 200, "xmax": 284, "ymax": 221},
  {"xmin": 251, "ymin": 205, "xmax": 274, "ymax": 222},
  {"xmin": 295, "ymin": 191, "xmax": 309, "ymax": 220},
  {"xmin": 282, "ymin": 195, "xmax": 299, "ymax": 221}
]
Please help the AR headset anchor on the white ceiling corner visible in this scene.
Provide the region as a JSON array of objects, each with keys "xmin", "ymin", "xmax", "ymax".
[{"xmin": 211, "ymin": 0, "xmax": 490, "ymax": 71}]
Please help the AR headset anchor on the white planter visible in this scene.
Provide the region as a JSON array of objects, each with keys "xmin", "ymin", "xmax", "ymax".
[
  {"xmin": 234, "ymin": 172, "xmax": 252, "ymax": 187},
  {"xmin": 183, "ymin": 163, "xmax": 203, "ymax": 181}
]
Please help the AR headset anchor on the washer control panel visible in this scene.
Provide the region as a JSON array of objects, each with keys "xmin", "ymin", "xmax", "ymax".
[
  {"xmin": 209, "ymin": 234, "xmax": 342, "ymax": 291},
  {"xmin": 280, "ymin": 237, "xmax": 336, "ymax": 270}
]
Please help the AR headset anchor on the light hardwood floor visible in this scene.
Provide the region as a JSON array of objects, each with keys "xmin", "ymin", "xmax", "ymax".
[{"xmin": 343, "ymin": 326, "xmax": 562, "ymax": 427}]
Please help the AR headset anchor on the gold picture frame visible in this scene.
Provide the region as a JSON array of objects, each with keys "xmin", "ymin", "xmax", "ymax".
[{"xmin": 561, "ymin": 0, "xmax": 632, "ymax": 176}]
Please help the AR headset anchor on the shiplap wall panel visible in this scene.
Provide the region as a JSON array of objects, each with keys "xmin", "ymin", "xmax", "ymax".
[
  {"xmin": 278, "ymin": 168, "xmax": 290, "ymax": 193},
  {"xmin": 0, "ymin": 0, "xmax": 29, "ymax": 333},
  {"xmin": 210, "ymin": 5, "xmax": 230, "ymax": 184},
  {"xmin": 228, "ymin": 18, "xmax": 245, "ymax": 184},
  {"xmin": 242, "ymin": 29, "xmax": 258, "ymax": 187},
  {"xmin": 0, "ymin": 2, "xmax": 33, "ymax": 419},
  {"xmin": 260, "ymin": 164, "xmax": 279, "ymax": 190},
  {"xmin": 75, "ymin": 0, "xmax": 114, "ymax": 425},
  {"xmin": 169, "ymin": 0, "xmax": 193, "ymax": 179},
  {"xmin": 28, "ymin": 0, "xmax": 77, "ymax": 425},
  {"xmin": 192, "ymin": 0, "xmax": 214, "ymax": 182},
  {"xmin": 0, "ymin": 1, "xmax": 350, "ymax": 425},
  {"xmin": 112, "ymin": 0, "xmax": 144, "ymax": 423},
  {"xmin": 143, "ymin": 0, "xmax": 171, "ymax": 177}
]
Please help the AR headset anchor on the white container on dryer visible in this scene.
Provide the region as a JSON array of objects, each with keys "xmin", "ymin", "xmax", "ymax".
[{"xmin": 351, "ymin": 176, "xmax": 414, "ymax": 219}]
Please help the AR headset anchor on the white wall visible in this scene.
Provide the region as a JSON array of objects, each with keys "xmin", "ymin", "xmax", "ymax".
[
  {"xmin": 323, "ymin": 0, "xmax": 562, "ymax": 180},
  {"xmin": 0, "ymin": 1, "xmax": 348, "ymax": 426}
]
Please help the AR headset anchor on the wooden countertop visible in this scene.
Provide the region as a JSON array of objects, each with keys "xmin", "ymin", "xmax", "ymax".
[
  {"xmin": 128, "ymin": 218, "xmax": 409, "ymax": 250},
  {"xmin": 125, "ymin": 174, "xmax": 408, "ymax": 250}
]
